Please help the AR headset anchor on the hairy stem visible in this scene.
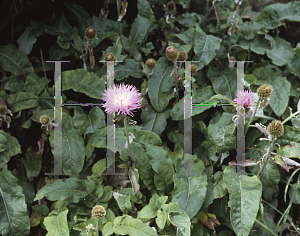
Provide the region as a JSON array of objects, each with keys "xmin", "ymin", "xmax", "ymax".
[
  {"xmin": 282, "ymin": 110, "xmax": 300, "ymax": 125},
  {"xmin": 96, "ymin": 219, "xmax": 99, "ymax": 236},
  {"xmin": 245, "ymin": 97, "xmax": 261, "ymax": 134},
  {"xmin": 257, "ymin": 137, "xmax": 274, "ymax": 178},
  {"xmin": 124, "ymin": 115, "xmax": 135, "ymax": 166},
  {"xmin": 174, "ymin": 62, "xmax": 180, "ymax": 102}
]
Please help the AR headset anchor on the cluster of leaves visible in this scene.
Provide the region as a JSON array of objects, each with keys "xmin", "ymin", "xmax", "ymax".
[{"xmin": 0, "ymin": 0, "xmax": 300, "ymax": 235}]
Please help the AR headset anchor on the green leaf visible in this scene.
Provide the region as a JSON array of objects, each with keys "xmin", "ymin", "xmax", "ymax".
[
  {"xmin": 0, "ymin": 165, "xmax": 30, "ymax": 236},
  {"xmin": 73, "ymin": 106, "xmax": 106, "ymax": 137},
  {"xmin": 78, "ymin": 15, "xmax": 120, "ymax": 47},
  {"xmin": 137, "ymin": 0, "xmax": 155, "ymax": 20},
  {"xmin": 170, "ymin": 86, "xmax": 215, "ymax": 121},
  {"xmin": 57, "ymin": 34, "xmax": 70, "ymax": 49},
  {"xmin": 102, "ymin": 221, "xmax": 114, "ymax": 236},
  {"xmin": 120, "ymin": 35, "xmax": 142, "ymax": 62},
  {"xmin": 277, "ymin": 144, "xmax": 300, "ymax": 158},
  {"xmin": 252, "ymin": 67, "xmax": 291, "ymax": 116},
  {"xmin": 49, "ymin": 44, "xmax": 76, "ymax": 60},
  {"xmin": 288, "ymin": 183, "xmax": 300, "ymax": 204},
  {"xmin": 163, "ymin": 202, "xmax": 191, "ymax": 236},
  {"xmin": 114, "ymin": 215, "xmax": 158, "ymax": 236},
  {"xmin": 17, "ymin": 26, "xmax": 38, "ymax": 55},
  {"xmin": 18, "ymin": 163, "xmax": 35, "ymax": 209},
  {"xmin": 34, "ymin": 178, "xmax": 97, "ymax": 203},
  {"xmin": 175, "ymin": 13, "xmax": 203, "ymax": 28},
  {"xmin": 172, "ymin": 154, "xmax": 207, "ymax": 219},
  {"xmin": 129, "ymin": 15, "xmax": 149, "ymax": 45},
  {"xmin": 114, "ymin": 59, "xmax": 144, "ymax": 81},
  {"xmin": 3, "ymin": 75, "xmax": 24, "ymax": 92},
  {"xmin": 240, "ymin": 21, "xmax": 264, "ymax": 40},
  {"xmin": 223, "ymin": 171, "xmax": 262, "ymax": 236},
  {"xmin": 141, "ymin": 103, "xmax": 171, "ymax": 136},
  {"xmin": 24, "ymin": 73, "xmax": 50, "ymax": 96},
  {"xmin": 156, "ymin": 210, "xmax": 168, "ymax": 230},
  {"xmin": 294, "ymin": 43, "xmax": 300, "ymax": 59},
  {"xmin": 64, "ymin": 2, "xmax": 90, "ymax": 23},
  {"xmin": 0, "ymin": 130, "xmax": 21, "ymax": 168},
  {"xmin": 175, "ymin": 28, "xmax": 195, "ymax": 46},
  {"xmin": 145, "ymin": 144, "xmax": 175, "ymax": 195},
  {"xmin": 49, "ymin": 113, "xmax": 85, "ymax": 175},
  {"xmin": 44, "ymin": 202, "xmax": 69, "ymax": 236},
  {"xmin": 62, "ymin": 69, "xmax": 106, "ymax": 100},
  {"xmin": 23, "ymin": 146, "xmax": 42, "ymax": 181},
  {"xmin": 148, "ymin": 57, "xmax": 175, "ymax": 112},
  {"xmin": 116, "ymin": 195, "xmax": 132, "ymax": 213},
  {"xmin": 0, "ymin": 44, "xmax": 34, "ymax": 74},
  {"xmin": 6, "ymin": 92, "xmax": 39, "ymax": 113},
  {"xmin": 193, "ymin": 24, "xmax": 222, "ymax": 70},
  {"xmin": 254, "ymin": 1, "xmax": 300, "ymax": 31}
]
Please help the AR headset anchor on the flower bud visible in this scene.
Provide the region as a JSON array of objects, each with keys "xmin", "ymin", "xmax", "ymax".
[
  {"xmin": 85, "ymin": 27, "xmax": 97, "ymax": 40},
  {"xmin": 91, "ymin": 205, "xmax": 106, "ymax": 220},
  {"xmin": 166, "ymin": 46, "xmax": 178, "ymax": 62},
  {"xmin": 267, "ymin": 120, "xmax": 284, "ymax": 138},
  {"xmin": 145, "ymin": 58, "xmax": 156, "ymax": 70},
  {"xmin": 178, "ymin": 50, "xmax": 188, "ymax": 61},
  {"xmin": 40, "ymin": 115, "xmax": 50, "ymax": 125},
  {"xmin": 104, "ymin": 53, "xmax": 116, "ymax": 65},
  {"xmin": 257, "ymin": 84, "xmax": 273, "ymax": 100},
  {"xmin": 167, "ymin": 2, "xmax": 176, "ymax": 11}
]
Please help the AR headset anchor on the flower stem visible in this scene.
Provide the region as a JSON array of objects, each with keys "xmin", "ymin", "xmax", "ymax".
[
  {"xmin": 96, "ymin": 219, "xmax": 99, "ymax": 236},
  {"xmin": 228, "ymin": 4, "xmax": 240, "ymax": 55},
  {"xmin": 245, "ymin": 97, "xmax": 261, "ymax": 134},
  {"xmin": 282, "ymin": 110, "xmax": 300, "ymax": 125},
  {"xmin": 257, "ymin": 137, "xmax": 274, "ymax": 179},
  {"xmin": 174, "ymin": 62, "xmax": 180, "ymax": 102},
  {"xmin": 124, "ymin": 115, "xmax": 135, "ymax": 167}
]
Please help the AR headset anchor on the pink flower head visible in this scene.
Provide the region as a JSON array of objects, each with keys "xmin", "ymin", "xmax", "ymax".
[
  {"xmin": 232, "ymin": 90, "xmax": 256, "ymax": 111},
  {"xmin": 101, "ymin": 83, "xmax": 143, "ymax": 117}
]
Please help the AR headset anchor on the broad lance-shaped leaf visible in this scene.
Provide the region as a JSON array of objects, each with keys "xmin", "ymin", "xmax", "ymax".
[
  {"xmin": 163, "ymin": 202, "xmax": 191, "ymax": 236},
  {"xmin": 114, "ymin": 59, "xmax": 144, "ymax": 81},
  {"xmin": 193, "ymin": 24, "xmax": 221, "ymax": 70},
  {"xmin": 145, "ymin": 144, "xmax": 175, "ymax": 195},
  {"xmin": 62, "ymin": 69, "xmax": 106, "ymax": 100},
  {"xmin": 148, "ymin": 57, "xmax": 175, "ymax": 112},
  {"xmin": 0, "ymin": 44, "xmax": 34, "ymax": 75},
  {"xmin": 172, "ymin": 154, "xmax": 207, "ymax": 219},
  {"xmin": 0, "ymin": 130, "xmax": 21, "ymax": 168},
  {"xmin": 17, "ymin": 26, "xmax": 38, "ymax": 55},
  {"xmin": 170, "ymin": 85, "xmax": 215, "ymax": 121},
  {"xmin": 114, "ymin": 215, "xmax": 158, "ymax": 236},
  {"xmin": 34, "ymin": 178, "xmax": 100, "ymax": 203},
  {"xmin": 44, "ymin": 201, "xmax": 69, "ymax": 236},
  {"xmin": 129, "ymin": 15, "xmax": 149, "ymax": 45},
  {"xmin": 0, "ymin": 165, "xmax": 30, "ymax": 236},
  {"xmin": 49, "ymin": 112, "xmax": 85, "ymax": 175},
  {"xmin": 141, "ymin": 103, "xmax": 171, "ymax": 136},
  {"xmin": 73, "ymin": 106, "xmax": 106, "ymax": 137},
  {"xmin": 6, "ymin": 92, "xmax": 39, "ymax": 113},
  {"xmin": 223, "ymin": 167, "xmax": 262, "ymax": 236}
]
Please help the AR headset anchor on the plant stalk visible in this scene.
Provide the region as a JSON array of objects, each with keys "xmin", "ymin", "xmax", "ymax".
[
  {"xmin": 174, "ymin": 61, "xmax": 180, "ymax": 102},
  {"xmin": 282, "ymin": 110, "xmax": 300, "ymax": 125},
  {"xmin": 245, "ymin": 97, "xmax": 261, "ymax": 134},
  {"xmin": 124, "ymin": 115, "xmax": 135, "ymax": 167},
  {"xmin": 257, "ymin": 137, "xmax": 274, "ymax": 178},
  {"xmin": 96, "ymin": 219, "xmax": 99, "ymax": 236},
  {"xmin": 228, "ymin": 3, "xmax": 240, "ymax": 55}
]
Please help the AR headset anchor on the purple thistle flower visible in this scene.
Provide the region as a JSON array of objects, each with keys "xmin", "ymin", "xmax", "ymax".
[
  {"xmin": 101, "ymin": 83, "xmax": 143, "ymax": 117},
  {"xmin": 232, "ymin": 90, "xmax": 256, "ymax": 111}
]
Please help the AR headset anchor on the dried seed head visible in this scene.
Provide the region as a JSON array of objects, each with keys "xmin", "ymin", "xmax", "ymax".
[
  {"xmin": 191, "ymin": 64, "xmax": 198, "ymax": 76},
  {"xmin": 104, "ymin": 53, "xmax": 116, "ymax": 62},
  {"xmin": 85, "ymin": 27, "xmax": 97, "ymax": 40},
  {"xmin": 166, "ymin": 46, "xmax": 178, "ymax": 62},
  {"xmin": 178, "ymin": 50, "xmax": 188, "ymax": 61},
  {"xmin": 145, "ymin": 58, "xmax": 156, "ymax": 70},
  {"xmin": 40, "ymin": 115, "xmax": 50, "ymax": 125},
  {"xmin": 257, "ymin": 84, "xmax": 273, "ymax": 100},
  {"xmin": 267, "ymin": 120, "xmax": 284, "ymax": 138},
  {"xmin": 167, "ymin": 2, "xmax": 176, "ymax": 11},
  {"xmin": 0, "ymin": 106, "xmax": 7, "ymax": 115},
  {"xmin": 91, "ymin": 205, "xmax": 106, "ymax": 220}
]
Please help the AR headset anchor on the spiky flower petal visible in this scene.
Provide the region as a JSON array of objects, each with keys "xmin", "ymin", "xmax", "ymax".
[
  {"xmin": 232, "ymin": 90, "xmax": 256, "ymax": 113},
  {"xmin": 91, "ymin": 205, "xmax": 106, "ymax": 220},
  {"xmin": 257, "ymin": 84, "xmax": 273, "ymax": 100},
  {"xmin": 101, "ymin": 83, "xmax": 143, "ymax": 117},
  {"xmin": 267, "ymin": 120, "xmax": 284, "ymax": 138}
]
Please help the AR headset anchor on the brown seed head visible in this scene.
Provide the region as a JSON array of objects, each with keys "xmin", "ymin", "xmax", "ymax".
[
  {"xmin": 257, "ymin": 84, "xmax": 273, "ymax": 100},
  {"xmin": 85, "ymin": 27, "xmax": 97, "ymax": 40},
  {"xmin": 178, "ymin": 50, "xmax": 188, "ymax": 61},
  {"xmin": 167, "ymin": 2, "xmax": 176, "ymax": 11},
  {"xmin": 91, "ymin": 205, "xmax": 106, "ymax": 220},
  {"xmin": 267, "ymin": 120, "xmax": 284, "ymax": 138},
  {"xmin": 40, "ymin": 115, "xmax": 50, "ymax": 125},
  {"xmin": 145, "ymin": 58, "xmax": 156, "ymax": 70},
  {"xmin": 191, "ymin": 64, "xmax": 198, "ymax": 76},
  {"xmin": 166, "ymin": 46, "xmax": 178, "ymax": 62}
]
